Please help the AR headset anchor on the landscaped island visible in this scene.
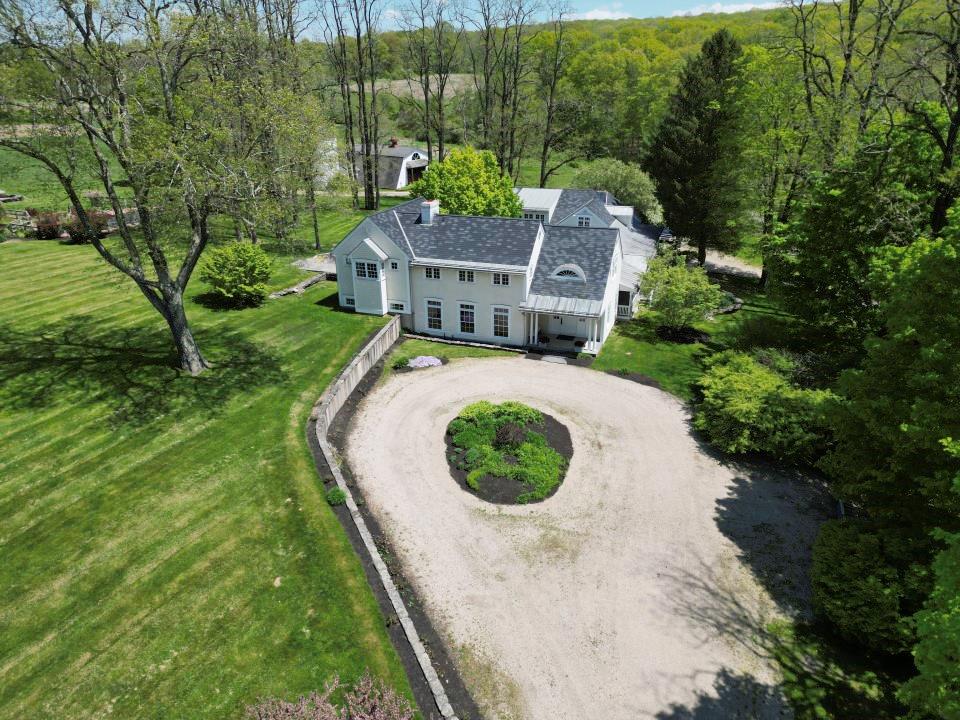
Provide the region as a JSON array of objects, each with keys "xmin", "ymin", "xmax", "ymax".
[{"xmin": 445, "ymin": 401, "xmax": 571, "ymax": 504}]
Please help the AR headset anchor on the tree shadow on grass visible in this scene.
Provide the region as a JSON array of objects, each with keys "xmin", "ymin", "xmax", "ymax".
[{"xmin": 0, "ymin": 316, "xmax": 286, "ymax": 427}]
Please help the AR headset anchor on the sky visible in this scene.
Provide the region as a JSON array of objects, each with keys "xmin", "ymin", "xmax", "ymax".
[{"xmin": 567, "ymin": 0, "xmax": 782, "ymax": 20}]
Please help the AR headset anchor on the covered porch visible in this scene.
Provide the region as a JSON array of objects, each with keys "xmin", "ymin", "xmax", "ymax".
[{"xmin": 523, "ymin": 310, "xmax": 605, "ymax": 355}]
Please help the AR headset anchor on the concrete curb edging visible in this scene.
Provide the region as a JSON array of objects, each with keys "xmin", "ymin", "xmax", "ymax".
[{"xmin": 311, "ymin": 317, "xmax": 459, "ymax": 720}]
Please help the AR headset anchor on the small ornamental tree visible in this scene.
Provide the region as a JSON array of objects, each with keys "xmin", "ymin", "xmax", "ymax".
[
  {"xmin": 407, "ymin": 147, "xmax": 522, "ymax": 217},
  {"xmin": 246, "ymin": 672, "xmax": 414, "ymax": 720},
  {"xmin": 639, "ymin": 252, "xmax": 724, "ymax": 330},
  {"xmin": 572, "ymin": 159, "xmax": 663, "ymax": 224},
  {"xmin": 199, "ymin": 243, "xmax": 272, "ymax": 308}
]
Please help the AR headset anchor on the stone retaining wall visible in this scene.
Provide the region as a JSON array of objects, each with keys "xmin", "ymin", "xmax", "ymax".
[
  {"xmin": 314, "ymin": 316, "xmax": 401, "ymax": 437},
  {"xmin": 310, "ymin": 315, "xmax": 459, "ymax": 720}
]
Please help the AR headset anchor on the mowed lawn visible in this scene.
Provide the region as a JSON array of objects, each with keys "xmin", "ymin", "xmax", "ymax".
[{"xmin": 0, "ymin": 242, "xmax": 411, "ymax": 718}]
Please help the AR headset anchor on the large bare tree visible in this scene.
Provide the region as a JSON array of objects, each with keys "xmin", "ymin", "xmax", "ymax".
[
  {"xmin": 786, "ymin": 0, "xmax": 918, "ymax": 163},
  {"xmin": 322, "ymin": 0, "xmax": 382, "ymax": 210},
  {"xmin": 896, "ymin": 0, "xmax": 960, "ymax": 234},
  {"xmin": 0, "ymin": 0, "xmax": 320, "ymax": 373}
]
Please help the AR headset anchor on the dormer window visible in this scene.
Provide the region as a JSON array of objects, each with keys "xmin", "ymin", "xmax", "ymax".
[
  {"xmin": 552, "ymin": 264, "xmax": 586, "ymax": 281},
  {"xmin": 577, "ymin": 215, "xmax": 591, "ymax": 228}
]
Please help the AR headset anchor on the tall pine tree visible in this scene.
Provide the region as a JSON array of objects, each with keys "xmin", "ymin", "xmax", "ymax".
[{"xmin": 646, "ymin": 29, "xmax": 748, "ymax": 266}]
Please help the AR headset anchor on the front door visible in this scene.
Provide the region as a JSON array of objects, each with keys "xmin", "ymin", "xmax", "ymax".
[{"xmin": 546, "ymin": 314, "xmax": 565, "ymax": 335}]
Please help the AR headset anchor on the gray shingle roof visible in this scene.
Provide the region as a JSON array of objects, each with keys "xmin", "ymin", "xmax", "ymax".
[
  {"xmin": 369, "ymin": 198, "xmax": 541, "ymax": 267},
  {"xmin": 551, "ymin": 189, "xmax": 616, "ymax": 226},
  {"xmin": 530, "ymin": 225, "xmax": 618, "ymax": 302}
]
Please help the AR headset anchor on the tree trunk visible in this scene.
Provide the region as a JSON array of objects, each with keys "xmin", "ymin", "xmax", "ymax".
[
  {"xmin": 698, "ymin": 241, "xmax": 707, "ymax": 267},
  {"xmin": 163, "ymin": 292, "xmax": 209, "ymax": 375}
]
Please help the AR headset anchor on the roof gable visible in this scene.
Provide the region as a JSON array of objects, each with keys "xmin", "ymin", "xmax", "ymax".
[{"xmin": 529, "ymin": 225, "xmax": 619, "ymax": 303}]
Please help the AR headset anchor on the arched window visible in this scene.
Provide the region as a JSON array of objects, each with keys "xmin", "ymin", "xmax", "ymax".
[{"xmin": 551, "ymin": 264, "xmax": 586, "ymax": 281}]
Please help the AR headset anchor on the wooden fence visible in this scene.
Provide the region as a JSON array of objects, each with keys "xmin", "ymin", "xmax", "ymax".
[{"xmin": 312, "ymin": 315, "xmax": 401, "ymax": 437}]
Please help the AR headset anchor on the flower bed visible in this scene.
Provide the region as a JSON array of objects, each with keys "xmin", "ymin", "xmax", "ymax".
[{"xmin": 445, "ymin": 400, "xmax": 572, "ymax": 504}]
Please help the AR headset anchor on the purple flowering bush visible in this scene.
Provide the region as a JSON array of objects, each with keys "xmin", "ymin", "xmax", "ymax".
[{"xmin": 246, "ymin": 672, "xmax": 414, "ymax": 720}]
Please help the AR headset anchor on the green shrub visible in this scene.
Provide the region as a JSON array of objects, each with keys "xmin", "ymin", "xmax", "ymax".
[
  {"xmin": 325, "ymin": 487, "xmax": 347, "ymax": 506},
  {"xmin": 639, "ymin": 251, "xmax": 725, "ymax": 330},
  {"xmin": 199, "ymin": 243, "xmax": 271, "ymax": 307},
  {"xmin": 811, "ymin": 520, "xmax": 914, "ymax": 653},
  {"xmin": 693, "ymin": 350, "xmax": 833, "ymax": 461},
  {"xmin": 391, "ymin": 355, "xmax": 410, "ymax": 370},
  {"xmin": 30, "ymin": 210, "xmax": 62, "ymax": 240}
]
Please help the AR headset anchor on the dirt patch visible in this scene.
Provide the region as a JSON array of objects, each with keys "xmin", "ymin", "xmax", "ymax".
[
  {"xmin": 655, "ymin": 325, "xmax": 712, "ymax": 344},
  {"xmin": 444, "ymin": 412, "xmax": 573, "ymax": 504}
]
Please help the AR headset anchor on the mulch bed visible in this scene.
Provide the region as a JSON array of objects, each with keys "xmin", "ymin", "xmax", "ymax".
[
  {"xmin": 444, "ymin": 412, "xmax": 573, "ymax": 505},
  {"xmin": 655, "ymin": 325, "xmax": 712, "ymax": 344}
]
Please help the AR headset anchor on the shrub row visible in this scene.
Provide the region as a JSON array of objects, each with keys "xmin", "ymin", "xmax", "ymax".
[{"xmin": 693, "ymin": 350, "xmax": 834, "ymax": 463}]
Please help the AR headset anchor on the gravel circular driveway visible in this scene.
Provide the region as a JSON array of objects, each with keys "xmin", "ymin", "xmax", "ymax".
[{"xmin": 345, "ymin": 357, "xmax": 816, "ymax": 720}]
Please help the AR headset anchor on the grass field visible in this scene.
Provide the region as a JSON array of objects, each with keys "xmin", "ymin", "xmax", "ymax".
[{"xmin": 0, "ymin": 242, "xmax": 412, "ymax": 719}]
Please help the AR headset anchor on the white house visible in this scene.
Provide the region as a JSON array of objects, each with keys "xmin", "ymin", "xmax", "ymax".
[
  {"xmin": 353, "ymin": 139, "xmax": 430, "ymax": 190},
  {"xmin": 331, "ymin": 197, "xmax": 624, "ymax": 354},
  {"xmin": 515, "ymin": 187, "xmax": 660, "ymax": 318}
]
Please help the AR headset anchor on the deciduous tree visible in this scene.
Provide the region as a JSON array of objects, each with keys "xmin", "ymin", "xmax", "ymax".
[
  {"xmin": 571, "ymin": 158, "xmax": 663, "ymax": 224},
  {"xmin": 407, "ymin": 146, "xmax": 521, "ymax": 216},
  {"xmin": 0, "ymin": 0, "xmax": 321, "ymax": 373}
]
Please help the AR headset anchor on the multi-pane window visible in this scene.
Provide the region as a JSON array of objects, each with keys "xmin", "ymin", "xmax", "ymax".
[
  {"xmin": 390, "ymin": 302, "xmax": 405, "ymax": 312},
  {"xmin": 458, "ymin": 270, "xmax": 475, "ymax": 283},
  {"xmin": 427, "ymin": 299, "xmax": 442, "ymax": 330},
  {"xmin": 390, "ymin": 261, "xmax": 399, "ymax": 270},
  {"xmin": 344, "ymin": 296, "xmax": 355, "ymax": 307},
  {"xmin": 523, "ymin": 211, "xmax": 546, "ymax": 221},
  {"xmin": 355, "ymin": 261, "xmax": 378, "ymax": 279},
  {"xmin": 493, "ymin": 307, "xmax": 509, "ymax": 338},
  {"xmin": 577, "ymin": 215, "xmax": 590, "ymax": 228},
  {"xmin": 425, "ymin": 267, "xmax": 440, "ymax": 280},
  {"xmin": 492, "ymin": 272, "xmax": 510, "ymax": 286},
  {"xmin": 459, "ymin": 303, "xmax": 475, "ymax": 334}
]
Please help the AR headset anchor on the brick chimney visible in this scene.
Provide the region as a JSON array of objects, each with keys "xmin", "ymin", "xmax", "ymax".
[{"xmin": 420, "ymin": 199, "xmax": 439, "ymax": 225}]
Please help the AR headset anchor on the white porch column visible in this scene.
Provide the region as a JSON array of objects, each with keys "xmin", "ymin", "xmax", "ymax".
[{"xmin": 534, "ymin": 313, "xmax": 539, "ymax": 344}]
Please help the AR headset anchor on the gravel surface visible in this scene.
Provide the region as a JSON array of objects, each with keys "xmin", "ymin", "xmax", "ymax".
[{"xmin": 345, "ymin": 358, "xmax": 821, "ymax": 720}]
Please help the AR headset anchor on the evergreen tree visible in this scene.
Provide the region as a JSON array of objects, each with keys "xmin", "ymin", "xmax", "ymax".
[{"xmin": 645, "ymin": 29, "xmax": 748, "ymax": 266}]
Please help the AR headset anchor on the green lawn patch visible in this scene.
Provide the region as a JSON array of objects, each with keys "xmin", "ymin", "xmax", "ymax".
[
  {"xmin": 0, "ymin": 242, "xmax": 412, "ymax": 719},
  {"xmin": 381, "ymin": 337, "xmax": 516, "ymax": 380},
  {"xmin": 594, "ymin": 276, "xmax": 810, "ymax": 401},
  {"xmin": 445, "ymin": 401, "xmax": 570, "ymax": 504}
]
